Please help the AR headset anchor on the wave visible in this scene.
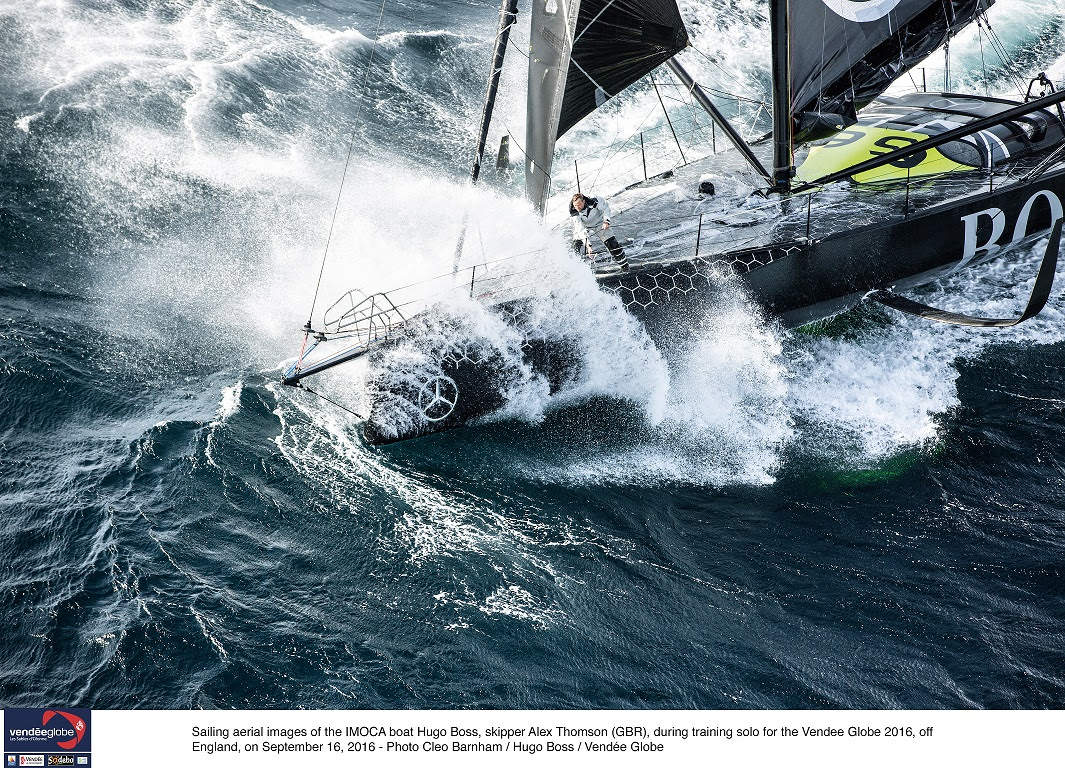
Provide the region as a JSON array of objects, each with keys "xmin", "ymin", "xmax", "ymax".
[{"xmin": 6, "ymin": 0, "xmax": 1065, "ymax": 494}]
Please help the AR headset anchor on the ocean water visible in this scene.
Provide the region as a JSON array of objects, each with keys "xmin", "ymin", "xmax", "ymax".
[{"xmin": 2, "ymin": 0, "xmax": 1064, "ymax": 709}]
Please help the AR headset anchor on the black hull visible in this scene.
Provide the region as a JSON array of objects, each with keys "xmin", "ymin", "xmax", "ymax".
[
  {"xmin": 364, "ymin": 336, "xmax": 580, "ymax": 446},
  {"xmin": 363, "ymin": 169, "xmax": 1065, "ymax": 445},
  {"xmin": 604, "ymin": 168, "xmax": 1065, "ymax": 328}
]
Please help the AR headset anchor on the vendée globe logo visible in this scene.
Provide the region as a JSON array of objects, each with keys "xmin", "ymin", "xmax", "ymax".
[
  {"xmin": 5, "ymin": 709, "xmax": 90, "ymax": 753},
  {"xmin": 822, "ymin": 0, "xmax": 904, "ymax": 22},
  {"xmin": 41, "ymin": 711, "xmax": 86, "ymax": 750}
]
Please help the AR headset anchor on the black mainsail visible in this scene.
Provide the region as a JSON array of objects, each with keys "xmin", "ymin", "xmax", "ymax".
[
  {"xmin": 528, "ymin": 0, "xmax": 991, "ymax": 203},
  {"xmin": 789, "ymin": 0, "xmax": 992, "ymax": 141},
  {"xmin": 526, "ymin": 0, "xmax": 689, "ymax": 212}
]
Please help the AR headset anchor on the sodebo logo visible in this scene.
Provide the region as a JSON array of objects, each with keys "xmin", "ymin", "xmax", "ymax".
[{"xmin": 822, "ymin": 0, "xmax": 904, "ymax": 22}]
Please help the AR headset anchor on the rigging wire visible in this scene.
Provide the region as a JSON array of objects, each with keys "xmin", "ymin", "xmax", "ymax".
[
  {"xmin": 298, "ymin": 384, "xmax": 366, "ymax": 421},
  {"xmin": 651, "ymin": 79, "xmax": 686, "ymax": 164},
  {"xmin": 507, "ymin": 37, "xmax": 530, "ymax": 60},
  {"xmin": 977, "ymin": 9, "xmax": 1026, "ymax": 97},
  {"xmin": 684, "ymin": 43, "xmax": 765, "ymax": 103},
  {"xmin": 305, "ymin": 0, "xmax": 390, "ymax": 332},
  {"xmin": 977, "ymin": 16, "xmax": 989, "ymax": 97},
  {"xmin": 664, "ymin": 66, "xmax": 703, "ymax": 148},
  {"xmin": 586, "ymin": 101, "xmax": 661, "ymax": 190}
]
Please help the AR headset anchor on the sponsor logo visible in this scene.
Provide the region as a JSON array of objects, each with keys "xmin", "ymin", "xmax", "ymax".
[
  {"xmin": 822, "ymin": 0, "xmax": 904, "ymax": 22},
  {"xmin": 5, "ymin": 710, "xmax": 91, "ymax": 756},
  {"xmin": 959, "ymin": 189, "xmax": 1064, "ymax": 269},
  {"xmin": 19, "ymin": 757, "xmax": 44, "ymax": 767},
  {"xmin": 8, "ymin": 757, "xmax": 16, "ymax": 766},
  {"xmin": 417, "ymin": 374, "xmax": 458, "ymax": 422},
  {"xmin": 48, "ymin": 757, "xmax": 75, "ymax": 767}
]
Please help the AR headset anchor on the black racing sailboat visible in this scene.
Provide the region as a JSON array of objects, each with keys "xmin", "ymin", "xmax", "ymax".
[{"xmin": 283, "ymin": 0, "xmax": 1065, "ymax": 445}]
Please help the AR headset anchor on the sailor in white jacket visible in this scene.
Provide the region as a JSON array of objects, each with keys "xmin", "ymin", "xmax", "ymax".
[{"xmin": 570, "ymin": 193, "xmax": 628, "ymax": 271}]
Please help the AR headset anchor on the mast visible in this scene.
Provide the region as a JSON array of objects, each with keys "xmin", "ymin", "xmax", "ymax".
[
  {"xmin": 472, "ymin": 0, "xmax": 519, "ymax": 182},
  {"xmin": 770, "ymin": 0, "xmax": 793, "ymax": 191},
  {"xmin": 454, "ymin": 0, "xmax": 518, "ymax": 274}
]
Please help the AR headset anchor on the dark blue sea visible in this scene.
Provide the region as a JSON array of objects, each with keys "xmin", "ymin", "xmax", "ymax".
[{"xmin": 2, "ymin": 0, "xmax": 1064, "ymax": 709}]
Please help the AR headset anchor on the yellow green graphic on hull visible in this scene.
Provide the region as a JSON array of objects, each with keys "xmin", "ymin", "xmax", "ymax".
[{"xmin": 796, "ymin": 126, "xmax": 977, "ymax": 185}]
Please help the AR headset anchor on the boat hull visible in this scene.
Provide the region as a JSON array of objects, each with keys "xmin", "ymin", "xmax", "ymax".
[
  {"xmin": 362, "ymin": 169, "xmax": 1065, "ymax": 445},
  {"xmin": 605, "ymin": 168, "xmax": 1065, "ymax": 329},
  {"xmin": 363, "ymin": 329, "xmax": 581, "ymax": 446}
]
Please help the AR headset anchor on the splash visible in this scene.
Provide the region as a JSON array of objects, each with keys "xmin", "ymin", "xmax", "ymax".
[
  {"xmin": 332, "ymin": 186, "xmax": 671, "ymax": 441},
  {"xmin": 8, "ymin": 0, "xmax": 1065, "ymax": 491}
]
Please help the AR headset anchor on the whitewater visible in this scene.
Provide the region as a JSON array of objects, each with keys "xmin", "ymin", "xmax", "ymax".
[{"xmin": 1, "ymin": 0, "xmax": 1063, "ymax": 708}]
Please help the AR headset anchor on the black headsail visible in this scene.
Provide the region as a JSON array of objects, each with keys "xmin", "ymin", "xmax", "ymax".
[
  {"xmin": 789, "ymin": 0, "xmax": 992, "ymax": 142},
  {"xmin": 559, "ymin": 0, "xmax": 689, "ymax": 136},
  {"xmin": 526, "ymin": 0, "xmax": 689, "ymax": 212}
]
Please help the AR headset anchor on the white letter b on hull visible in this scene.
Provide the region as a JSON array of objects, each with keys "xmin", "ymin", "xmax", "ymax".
[
  {"xmin": 959, "ymin": 207, "xmax": 1005, "ymax": 270},
  {"xmin": 957, "ymin": 188, "xmax": 1063, "ymax": 270}
]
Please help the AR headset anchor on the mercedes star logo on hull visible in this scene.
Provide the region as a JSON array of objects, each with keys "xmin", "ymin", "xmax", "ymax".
[{"xmin": 417, "ymin": 375, "xmax": 459, "ymax": 422}]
